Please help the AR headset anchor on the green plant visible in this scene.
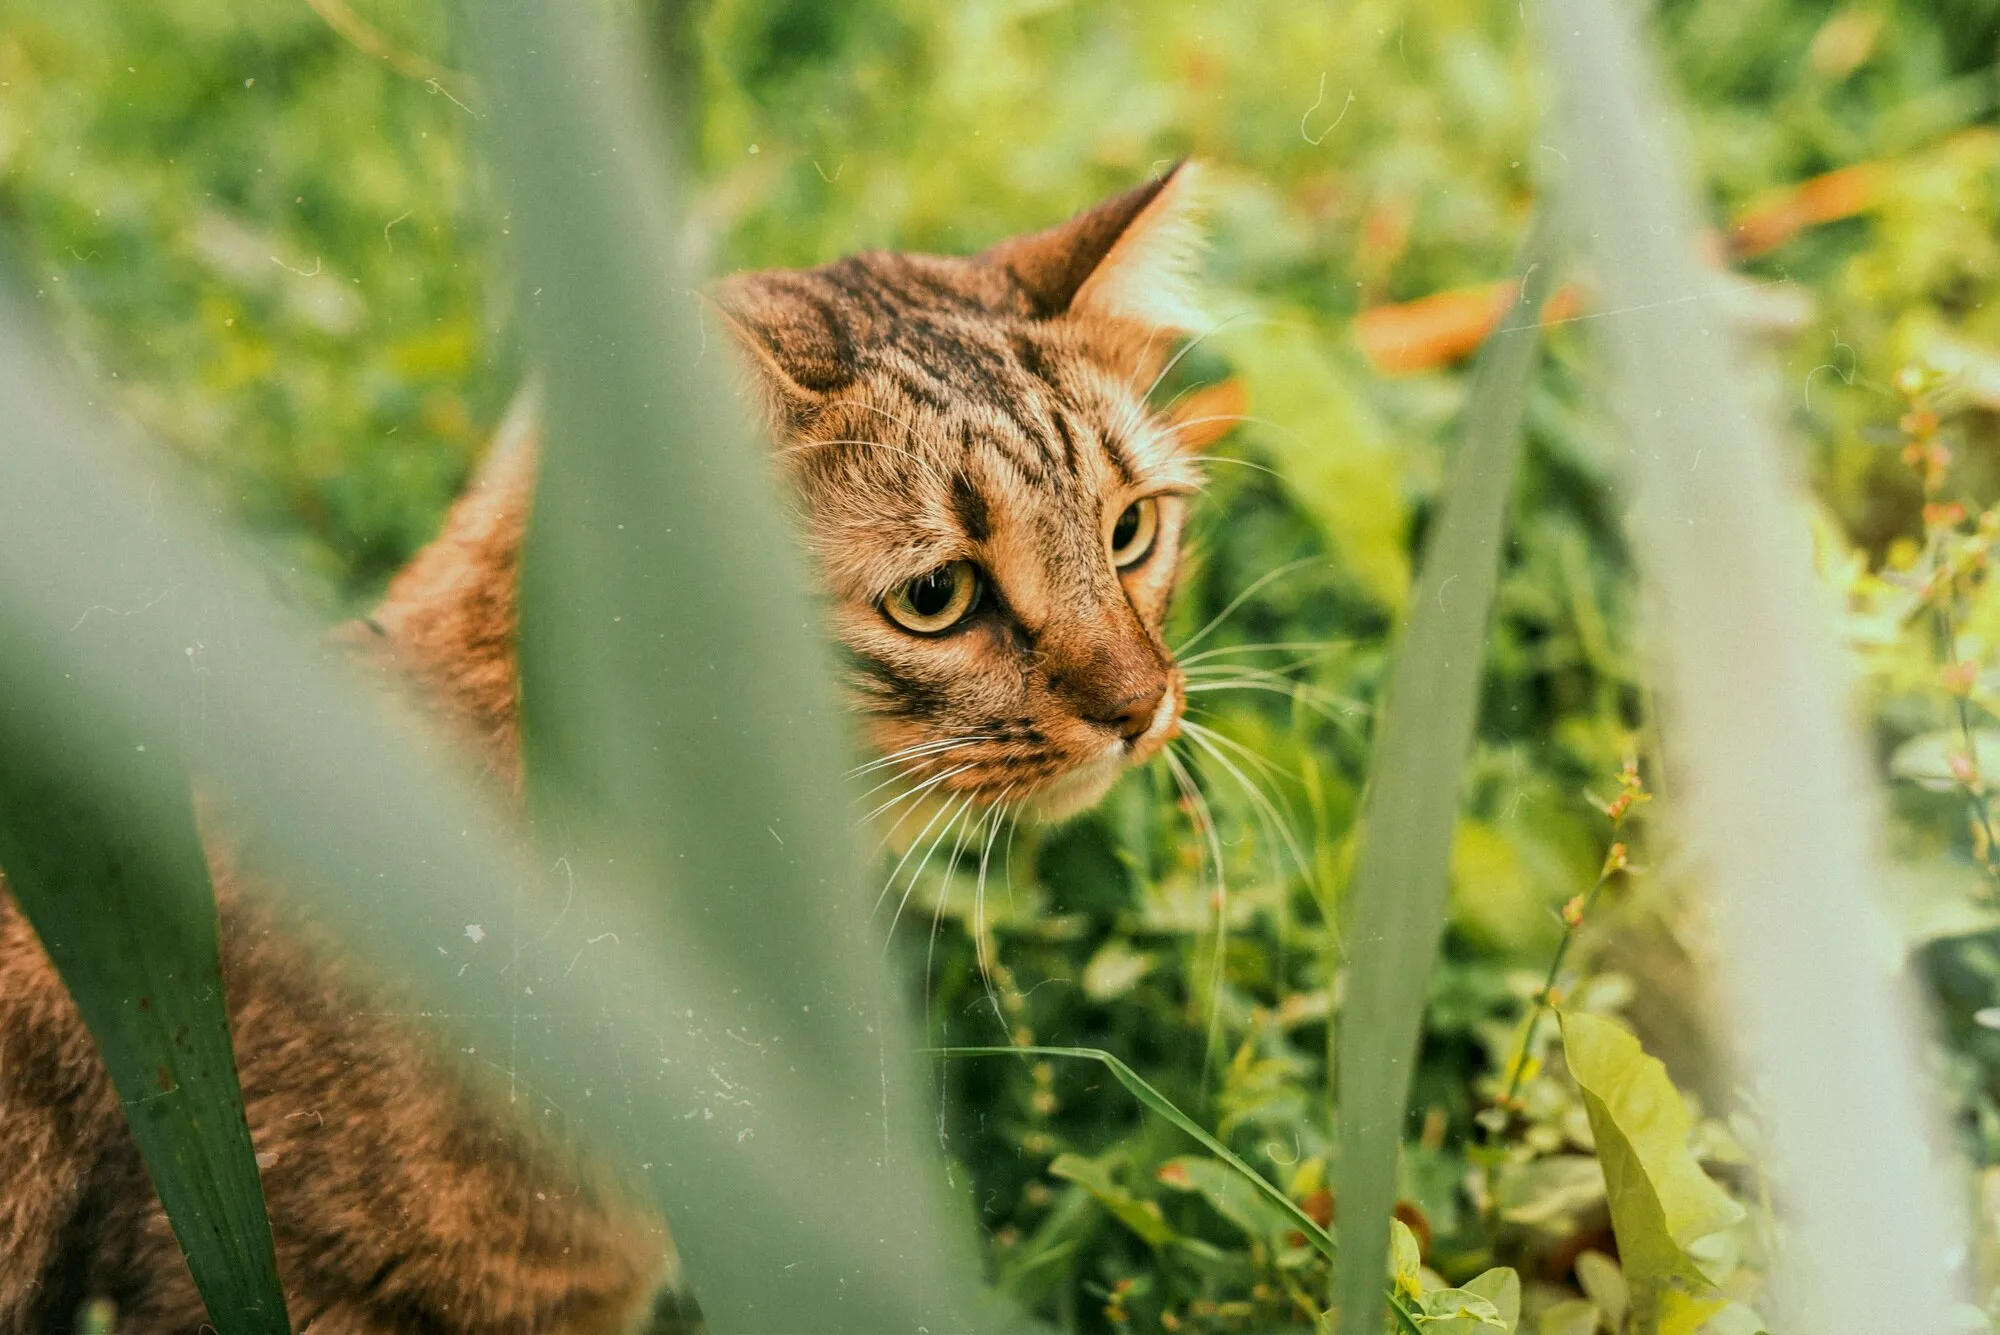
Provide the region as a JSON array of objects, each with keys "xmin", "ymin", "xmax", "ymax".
[{"xmin": 5, "ymin": 0, "xmax": 1999, "ymax": 1331}]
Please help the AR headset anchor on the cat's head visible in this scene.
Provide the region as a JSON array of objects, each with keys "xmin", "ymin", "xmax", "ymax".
[{"xmin": 716, "ymin": 164, "xmax": 1210, "ymax": 821}]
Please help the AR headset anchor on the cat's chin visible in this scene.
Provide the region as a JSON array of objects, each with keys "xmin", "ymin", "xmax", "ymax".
[{"xmin": 1021, "ymin": 746, "xmax": 1131, "ymax": 824}]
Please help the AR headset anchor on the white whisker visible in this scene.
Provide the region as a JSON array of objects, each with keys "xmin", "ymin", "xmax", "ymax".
[
  {"xmin": 969, "ymin": 789, "xmax": 1016, "ymax": 1033},
  {"xmin": 1142, "ymin": 312, "xmax": 1256, "ymax": 405},
  {"xmin": 1164, "ymin": 746, "xmax": 1230, "ymax": 1074},
  {"xmin": 871, "ymin": 787, "xmax": 973, "ymax": 918},
  {"xmin": 923, "ymin": 789, "xmax": 994, "ymax": 990},
  {"xmin": 859, "ymin": 761, "xmax": 977, "ymax": 831},
  {"xmin": 1180, "ymin": 720, "xmax": 1314, "ymax": 892},
  {"xmin": 847, "ymin": 735, "xmax": 992, "ymax": 781},
  {"xmin": 1184, "ymin": 452, "xmax": 1287, "ymax": 482},
  {"xmin": 884, "ymin": 793, "xmax": 977, "ymax": 950},
  {"xmin": 1178, "ymin": 639, "xmax": 1355, "ymax": 668},
  {"xmin": 1180, "ymin": 660, "xmax": 1366, "ymax": 709},
  {"xmin": 1183, "ymin": 679, "xmax": 1367, "ymax": 735},
  {"xmin": 1173, "ymin": 556, "xmax": 1323, "ymax": 657},
  {"xmin": 780, "ymin": 437, "xmax": 935, "ymax": 472}
]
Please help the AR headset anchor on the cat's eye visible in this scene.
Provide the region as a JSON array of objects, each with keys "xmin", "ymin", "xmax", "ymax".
[
  {"xmin": 884, "ymin": 561, "xmax": 981, "ymax": 634},
  {"xmin": 1109, "ymin": 497, "xmax": 1160, "ymax": 569}
]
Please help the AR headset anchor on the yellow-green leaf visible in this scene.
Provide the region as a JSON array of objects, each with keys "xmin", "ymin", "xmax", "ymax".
[
  {"xmin": 1560, "ymin": 1012, "xmax": 1745, "ymax": 1330},
  {"xmin": 1390, "ymin": 1217, "xmax": 1426, "ymax": 1301},
  {"xmin": 1659, "ymin": 1288, "xmax": 1729, "ymax": 1335},
  {"xmin": 1417, "ymin": 1266, "xmax": 1518, "ymax": 1331},
  {"xmin": 1432, "ymin": 1271, "xmax": 1520, "ymax": 1335}
]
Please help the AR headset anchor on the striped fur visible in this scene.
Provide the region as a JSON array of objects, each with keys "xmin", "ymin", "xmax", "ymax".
[{"xmin": 721, "ymin": 161, "xmax": 1207, "ymax": 818}]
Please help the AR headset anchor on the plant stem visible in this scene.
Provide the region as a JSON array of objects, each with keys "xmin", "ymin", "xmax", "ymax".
[{"xmin": 1499, "ymin": 863, "xmax": 1612, "ymax": 1114}]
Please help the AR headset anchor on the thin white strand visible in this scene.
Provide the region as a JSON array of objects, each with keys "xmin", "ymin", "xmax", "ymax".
[
  {"xmin": 1173, "ymin": 555, "xmax": 1323, "ymax": 656},
  {"xmin": 871, "ymin": 787, "xmax": 972, "ymax": 918},
  {"xmin": 1180, "ymin": 721, "xmax": 1315, "ymax": 891},
  {"xmin": 884, "ymin": 793, "xmax": 977, "ymax": 949}
]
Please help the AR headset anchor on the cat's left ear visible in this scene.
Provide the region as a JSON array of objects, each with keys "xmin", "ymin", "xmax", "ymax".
[{"xmin": 982, "ymin": 160, "xmax": 1205, "ymax": 333}]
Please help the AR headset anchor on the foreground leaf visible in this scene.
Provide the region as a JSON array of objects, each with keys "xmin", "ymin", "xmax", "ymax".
[
  {"xmin": 1559, "ymin": 1012, "xmax": 1744, "ymax": 1329},
  {"xmin": 0, "ymin": 725, "xmax": 285, "ymax": 1331}
]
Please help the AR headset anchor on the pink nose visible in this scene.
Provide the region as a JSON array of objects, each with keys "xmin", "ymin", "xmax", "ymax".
[{"xmin": 1094, "ymin": 681, "xmax": 1167, "ymax": 742}]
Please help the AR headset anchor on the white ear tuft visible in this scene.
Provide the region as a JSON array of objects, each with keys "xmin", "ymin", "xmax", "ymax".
[{"xmin": 1069, "ymin": 161, "xmax": 1207, "ymax": 333}]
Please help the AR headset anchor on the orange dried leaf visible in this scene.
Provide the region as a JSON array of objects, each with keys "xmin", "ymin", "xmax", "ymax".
[
  {"xmin": 1728, "ymin": 162, "xmax": 1885, "ymax": 260},
  {"xmin": 1357, "ymin": 280, "xmax": 1586, "ymax": 376}
]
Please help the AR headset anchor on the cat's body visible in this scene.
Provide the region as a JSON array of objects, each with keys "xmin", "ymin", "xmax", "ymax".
[{"xmin": 0, "ymin": 165, "xmax": 1212, "ymax": 1332}]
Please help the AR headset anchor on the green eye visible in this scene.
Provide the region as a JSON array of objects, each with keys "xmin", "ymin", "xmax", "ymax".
[
  {"xmin": 1109, "ymin": 497, "xmax": 1159, "ymax": 568},
  {"xmin": 884, "ymin": 561, "xmax": 980, "ymax": 634}
]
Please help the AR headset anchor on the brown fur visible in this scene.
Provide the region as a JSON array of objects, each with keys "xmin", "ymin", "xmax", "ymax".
[{"xmin": 0, "ymin": 164, "xmax": 1214, "ymax": 1331}]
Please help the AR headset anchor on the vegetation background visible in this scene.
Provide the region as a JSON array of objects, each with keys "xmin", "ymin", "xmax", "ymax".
[{"xmin": 4, "ymin": 0, "xmax": 2000, "ymax": 1330}]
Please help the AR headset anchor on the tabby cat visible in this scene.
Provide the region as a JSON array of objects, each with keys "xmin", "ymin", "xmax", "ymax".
[{"xmin": 0, "ymin": 161, "xmax": 1219, "ymax": 1332}]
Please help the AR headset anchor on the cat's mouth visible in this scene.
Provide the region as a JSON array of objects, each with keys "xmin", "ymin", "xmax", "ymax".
[
  {"xmin": 1020, "ymin": 672, "xmax": 1184, "ymax": 822},
  {"xmin": 869, "ymin": 673, "xmax": 1186, "ymax": 839}
]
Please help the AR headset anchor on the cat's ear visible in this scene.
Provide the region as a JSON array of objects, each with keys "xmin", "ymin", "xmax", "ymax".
[
  {"xmin": 982, "ymin": 160, "xmax": 1205, "ymax": 332},
  {"xmin": 706, "ymin": 274, "xmax": 854, "ymax": 432}
]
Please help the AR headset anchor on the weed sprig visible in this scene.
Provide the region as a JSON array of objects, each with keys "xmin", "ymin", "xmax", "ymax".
[{"xmin": 1484, "ymin": 759, "xmax": 1648, "ymax": 1132}]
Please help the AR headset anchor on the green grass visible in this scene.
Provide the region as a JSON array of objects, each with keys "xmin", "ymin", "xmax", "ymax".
[{"xmin": 6, "ymin": 0, "xmax": 2000, "ymax": 1331}]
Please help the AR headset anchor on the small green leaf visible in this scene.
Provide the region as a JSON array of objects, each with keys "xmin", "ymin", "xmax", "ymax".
[
  {"xmin": 1574, "ymin": 1250, "xmax": 1627, "ymax": 1327},
  {"xmin": 936, "ymin": 1046, "xmax": 1427, "ymax": 1334},
  {"xmin": 939, "ymin": 1046, "xmax": 1336, "ymax": 1257},
  {"xmin": 1390, "ymin": 1218, "xmax": 1425, "ymax": 1301},
  {"xmin": 1421, "ymin": 1269, "xmax": 1520, "ymax": 1335},
  {"xmin": 1049, "ymin": 1152, "xmax": 1175, "ymax": 1248},
  {"xmin": 1658, "ymin": 1288, "xmax": 1728, "ymax": 1335},
  {"xmin": 1535, "ymin": 1299, "xmax": 1601, "ymax": 1335},
  {"xmin": 1156, "ymin": 1155, "xmax": 1293, "ymax": 1246},
  {"xmin": 1416, "ymin": 1288, "xmax": 1505, "ymax": 1328},
  {"xmin": 1081, "ymin": 939, "xmax": 1157, "ymax": 1000},
  {"xmin": 1559, "ymin": 1012, "xmax": 1745, "ymax": 1330}
]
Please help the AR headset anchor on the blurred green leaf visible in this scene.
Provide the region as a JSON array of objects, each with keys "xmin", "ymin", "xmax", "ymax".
[
  {"xmin": 1389, "ymin": 1217, "xmax": 1424, "ymax": 1301},
  {"xmin": 1334, "ymin": 216, "xmax": 1559, "ymax": 1332},
  {"xmin": 1889, "ymin": 728, "xmax": 2000, "ymax": 792},
  {"xmin": 1535, "ymin": 1299, "xmax": 1601, "ymax": 1335},
  {"xmin": 1415, "ymin": 1288, "xmax": 1505, "ymax": 1328},
  {"xmin": 476, "ymin": 1, "xmax": 999, "ymax": 1328}
]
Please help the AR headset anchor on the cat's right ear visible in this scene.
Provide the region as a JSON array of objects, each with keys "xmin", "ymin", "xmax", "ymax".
[
  {"xmin": 982, "ymin": 160, "xmax": 1206, "ymax": 334},
  {"xmin": 707, "ymin": 273, "xmax": 852, "ymax": 433}
]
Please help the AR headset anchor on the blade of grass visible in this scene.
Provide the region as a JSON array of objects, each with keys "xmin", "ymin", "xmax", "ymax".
[
  {"xmin": 472, "ymin": 4, "xmax": 999, "ymax": 1329},
  {"xmin": 0, "ymin": 726, "xmax": 287, "ymax": 1334},
  {"xmin": 1533, "ymin": 0, "xmax": 1966, "ymax": 1325},
  {"xmin": 936, "ymin": 1045, "xmax": 1424, "ymax": 1335},
  {"xmin": 1332, "ymin": 214, "xmax": 1559, "ymax": 1332}
]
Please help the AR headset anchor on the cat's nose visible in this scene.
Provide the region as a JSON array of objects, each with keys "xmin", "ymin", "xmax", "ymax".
[{"xmin": 1094, "ymin": 681, "xmax": 1167, "ymax": 742}]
